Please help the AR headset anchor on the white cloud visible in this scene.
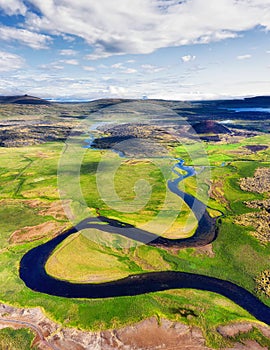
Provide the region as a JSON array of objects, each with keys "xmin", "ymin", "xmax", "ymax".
[
  {"xmin": 83, "ymin": 66, "xmax": 96, "ymax": 71},
  {"xmin": 59, "ymin": 49, "xmax": 78, "ymax": 56},
  {"xmin": 85, "ymin": 49, "xmax": 121, "ymax": 60},
  {"xmin": 0, "ymin": 0, "xmax": 26, "ymax": 15},
  {"xmin": 111, "ymin": 63, "xmax": 124, "ymax": 69},
  {"xmin": 98, "ymin": 64, "xmax": 109, "ymax": 69},
  {"xmin": 237, "ymin": 54, "xmax": 252, "ymax": 60},
  {"xmin": 0, "ymin": 51, "xmax": 24, "ymax": 72},
  {"xmin": 141, "ymin": 64, "xmax": 165, "ymax": 73},
  {"xmin": 61, "ymin": 34, "xmax": 76, "ymax": 42},
  {"xmin": 123, "ymin": 68, "xmax": 137, "ymax": 74},
  {"xmin": 102, "ymin": 76, "xmax": 112, "ymax": 81},
  {"xmin": 181, "ymin": 55, "xmax": 196, "ymax": 63},
  {"xmin": 2, "ymin": 64, "xmax": 269, "ymax": 101},
  {"xmin": 22, "ymin": 0, "xmax": 270, "ymax": 58},
  {"xmin": 60, "ymin": 59, "xmax": 79, "ymax": 65},
  {"xmin": 111, "ymin": 63, "xmax": 137, "ymax": 73},
  {"xmin": 108, "ymin": 85, "xmax": 128, "ymax": 96},
  {"xmin": 39, "ymin": 62, "xmax": 64, "ymax": 70},
  {"xmin": 0, "ymin": 25, "xmax": 51, "ymax": 49}
]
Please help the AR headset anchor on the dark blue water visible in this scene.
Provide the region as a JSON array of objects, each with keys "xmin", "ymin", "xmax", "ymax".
[{"xmin": 226, "ymin": 107, "xmax": 270, "ymax": 113}]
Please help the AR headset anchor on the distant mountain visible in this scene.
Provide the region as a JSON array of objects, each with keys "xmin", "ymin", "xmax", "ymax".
[
  {"xmin": 190, "ymin": 120, "xmax": 232, "ymax": 134},
  {"xmin": 217, "ymin": 96, "xmax": 270, "ymax": 108},
  {"xmin": 0, "ymin": 95, "xmax": 51, "ymax": 105}
]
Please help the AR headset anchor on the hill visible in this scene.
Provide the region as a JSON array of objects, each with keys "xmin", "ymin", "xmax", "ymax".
[
  {"xmin": 0, "ymin": 94, "xmax": 51, "ymax": 105},
  {"xmin": 217, "ymin": 96, "xmax": 270, "ymax": 108},
  {"xmin": 190, "ymin": 120, "xmax": 232, "ymax": 134}
]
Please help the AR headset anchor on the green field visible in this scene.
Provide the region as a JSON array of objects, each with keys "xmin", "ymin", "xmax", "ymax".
[
  {"xmin": 0, "ymin": 132, "xmax": 269, "ymax": 348},
  {"xmin": 0, "ymin": 328, "xmax": 37, "ymax": 350}
]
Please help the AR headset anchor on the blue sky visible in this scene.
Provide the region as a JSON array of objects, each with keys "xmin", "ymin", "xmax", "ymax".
[{"xmin": 0, "ymin": 0, "xmax": 269, "ymax": 100}]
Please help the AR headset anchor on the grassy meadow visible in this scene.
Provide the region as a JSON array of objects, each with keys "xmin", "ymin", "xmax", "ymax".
[
  {"xmin": 0, "ymin": 132, "xmax": 269, "ymax": 348},
  {"xmin": 0, "ymin": 328, "xmax": 37, "ymax": 350}
]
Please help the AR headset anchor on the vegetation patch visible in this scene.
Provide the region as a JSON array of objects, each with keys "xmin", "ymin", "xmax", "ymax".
[
  {"xmin": 46, "ymin": 232, "xmax": 136, "ymax": 283},
  {"xmin": 46, "ymin": 232, "xmax": 175, "ymax": 283},
  {"xmin": 0, "ymin": 327, "xmax": 36, "ymax": 350},
  {"xmin": 21, "ymin": 186, "xmax": 60, "ymax": 199}
]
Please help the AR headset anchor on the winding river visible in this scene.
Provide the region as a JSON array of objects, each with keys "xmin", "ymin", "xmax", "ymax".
[{"xmin": 19, "ymin": 159, "xmax": 270, "ymax": 325}]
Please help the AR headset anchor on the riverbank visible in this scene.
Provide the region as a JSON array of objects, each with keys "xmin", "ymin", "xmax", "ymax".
[{"xmin": 1, "ymin": 302, "xmax": 270, "ymax": 350}]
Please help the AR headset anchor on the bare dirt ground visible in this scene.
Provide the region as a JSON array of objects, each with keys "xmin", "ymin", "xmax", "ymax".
[
  {"xmin": 208, "ymin": 179, "xmax": 229, "ymax": 207},
  {"xmin": 218, "ymin": 323, "xmax": 270, "ymax": 350},
  {"xmin": 0, "ymin": 303, "xmax": 269, "ymax": 350},
  {"xmin": 24, "ymin": 199, "xmax": 71, "ymax": 221},
  {"xmin": 9, "ymin": 221, "xmax": 68, "ymax": 244},
  {"xmin": 193, "ymin": 243, "xmax": 215, "ymax": 257}
]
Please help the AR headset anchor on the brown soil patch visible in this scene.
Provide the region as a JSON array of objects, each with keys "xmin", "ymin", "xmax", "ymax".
[
  {"xmin": 35, "ymin": 151, "xmax": 50, "ymax": 158},
  {"xmin": 24, "ymin": 199, "xmax": 70, "ymax": 220},
  {"xmin": 194, "ymin": 244, "xmax": 215, "ymax": 257},
  {"xmin": 240, "ymin": 168, "xmax": 270, "ymax": 194},
  {"xmin": 208, "ymin": 179, "xmax": 229, "ymax": 207},
  {"xmin": 124, "ymin": 159, "xmax": 151, "ymax": 166},
  {"xmin": 217, "ymin": 323, "xmax": 253, "ymax": 337},
  {"xmin": 23, "ymin": 199, "xmax": 42, "ymax": 208},
  {"xmin": 10, "ymin": 221, "xmax": 67, "ymax": 244},
  {"xmin": 37, "ymin": 200, "xmax": 69, "ymax": 220},
  {"xmin": 217, "ymin": 323, "xmax": 269, "ymax": 350},
  {"xmin": 102, "ymin": 317, "xmax": 211, "ymax": 350},
  {"xmin": 229, "ymin": 340, "xmax": 268, "ymax": 349}
]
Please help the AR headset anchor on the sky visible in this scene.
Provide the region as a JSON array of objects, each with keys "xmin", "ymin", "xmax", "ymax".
[{"xmin": 0, "ymin": 0, "xmax": 269, "ymax": 101}]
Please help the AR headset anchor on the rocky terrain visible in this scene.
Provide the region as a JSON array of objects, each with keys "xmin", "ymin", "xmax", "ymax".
[
  {"xmin": 236, "ymin": 182, "xmax": 270, "ymax": 245},
  {"xmin": 0, "ymin": 122, "xmax": 74, "ymax": 147},
  {"xmin": 235, "ymin": 210, "xmax": 270, "ymax": 244},
  {"xmin": 91, "ymin": 123, "xmax": 184, "ymax": 157},
  {"xmin": 255, "ymin": 270, "xmax": 270, "ymax": 298},
  {"xmin": 245, "ymin": 199, "xmax": 270, "ymax": 212},
  {"xmin": 0, "ymin": 303, "xmax": 270, "ymax": 350},
  {"xmin": 90, "ymin": 120, "xmax": 258, "ymax": 156},
  {"xmin": 240, "ymin": 168, "xmax": 270, "ymax": 194},
  {"xmin": 0, "ymin": 103, "xmax": 83, "ymax": 147}
]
